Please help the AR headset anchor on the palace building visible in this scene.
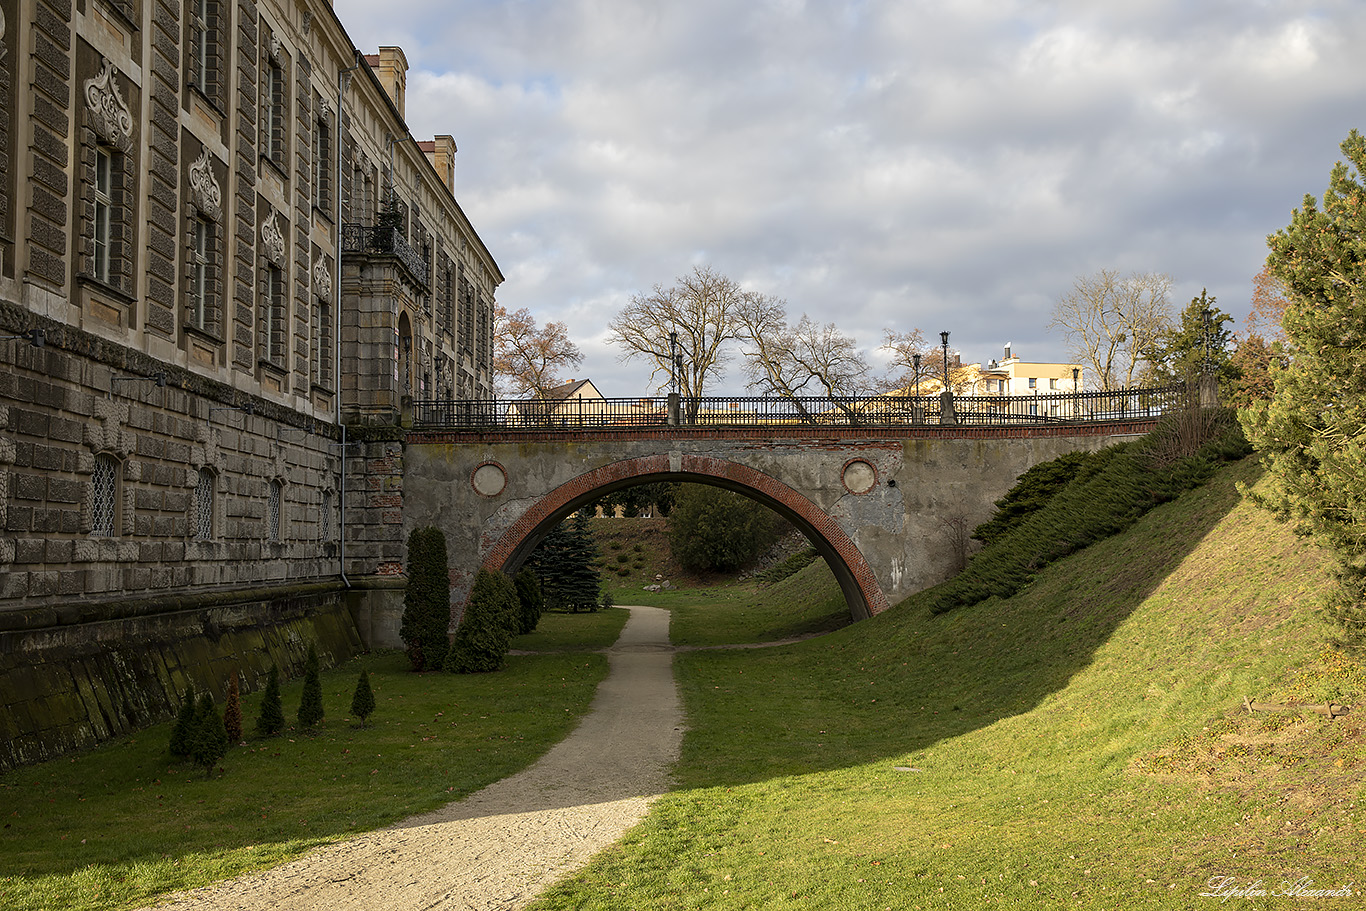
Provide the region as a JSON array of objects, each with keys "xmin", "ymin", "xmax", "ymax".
[{"xmin": 0, "ymin": 0, "xmax": 502, "ymax": 768}]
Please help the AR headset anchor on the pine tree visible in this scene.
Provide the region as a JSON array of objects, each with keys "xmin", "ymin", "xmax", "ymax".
[
  {"xmin": 400, "ymin": 526, "xmax": 452, "ymax": 670},
  {"xmin": 561, "ymin": 511, "xmax": 602, "ymax": 612},
  {"xmin": 223, "ymin": 674, "xmax": 243, "ymax": 744},
  {"xmin": 189, "ymin": 692, "xmax": 228, "ymax": 777},
  {"xmin": 297, "ymin": 644, "xmax": 324, "ymax": 729},
  {"xmin": 350, "ymin": 669, "xmax": 376, "ymax": 727},
  {"xmin": 1143, "ymin": 290, "xmax": 1238, "ymax": 390},
  {"xmin": 526, "ymin": 520, "xmax": 573, "ymax": 611},
  {"xmin": 444, "ymin": 569, "xmax": 517, "ymax": 673},
  {"xmin": 169, "ymin": 682, "xmax": 196, "ymax": 757},
  {"xmin": 513, "ymin": 568, "xmax": 544, "ymax": 635},
  {"xmin": 255, "ymin": 665, "xmax": 284, "ymax": 737},
  {"xmin": 1241, "ymin": 128, "xmax": 1366, "ymax": 650}
]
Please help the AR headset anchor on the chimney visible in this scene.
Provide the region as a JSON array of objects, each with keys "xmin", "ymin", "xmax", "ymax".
[
  {"xmin": 374, "ymin": 46, "xmax": 409, "ymax": 120},
  {"xmin": 425, "ymin": 135, "xmax": 457, "ymax": 194},
  {"xmin": 1003, "ymin": 343, "xmax": 1013, "ymax": 360}
]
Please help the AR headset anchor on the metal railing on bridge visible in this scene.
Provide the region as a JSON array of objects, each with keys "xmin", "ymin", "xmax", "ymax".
[{"xmin": 410, "ymin": 384, "xmax": 1188, "ymax": 431}]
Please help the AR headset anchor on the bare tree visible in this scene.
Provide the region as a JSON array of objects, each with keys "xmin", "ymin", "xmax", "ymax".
[
  {"xmin": 493, "ymin": 306, "xmax": 583, "ymax": 397},
  {"xmin": 879, "ymin": 328, "xmax": 976, "ymax": 395},
  {"xmin": 607, "ymin": 266, "xmax": 753, "ymax": 403},
  {"xmin": 737, "ymin": 304, "xmax": 870, "ymax": 421},
  {"xmin": 1050, "ymin": 270, "xmax": 1173, "ymax": 390}
]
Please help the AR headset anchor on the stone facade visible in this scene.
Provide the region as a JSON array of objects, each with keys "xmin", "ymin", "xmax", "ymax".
[{"xmin": 0, "ymin": 0, "xmax": 502, "ymax": 767}]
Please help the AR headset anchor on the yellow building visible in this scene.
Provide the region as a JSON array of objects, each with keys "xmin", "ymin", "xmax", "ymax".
[{"xmin": 974, "ymin": 345, "xmax": 1083, "ymax": 396}]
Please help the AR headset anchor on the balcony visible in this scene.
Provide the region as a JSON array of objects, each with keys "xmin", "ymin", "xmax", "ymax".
[{"xmin": 341, "ymin": 223, "xmax": 430, "ymax": 292}]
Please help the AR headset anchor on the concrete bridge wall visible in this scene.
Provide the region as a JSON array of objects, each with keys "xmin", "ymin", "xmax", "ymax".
[{"xmin": 401, "ymin": 423, "xmax": 1155, "ymax": 625}]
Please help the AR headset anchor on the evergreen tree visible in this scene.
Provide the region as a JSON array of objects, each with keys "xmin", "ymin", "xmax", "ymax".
[
  {"xmin": 169, "ymin": 682, "xmax": 196, "ymax": 757},
  {"xmin": 1241, "ymin": 129, "xmax": 1366, "ymax": 650},
  {"xmin": 223, "ymin": 674, "xmax": 243, "ymax": 744},
  {"xmin": 445, "ymin": 569, "xmax": 517, "ymax": 673},
  {"xmin": 297, "ymin": 644, "xmax": 324, "ymax": 729},
  {"xmin": 513, "ymin": 568, "xmax": 544, "ymax": 635},
  {"xmin": 669, "ymin": 484, "xmax": 780, "ymax": 573},
  {"xmin": 1143, "ymin": 290, "xmax": 1238, "ymax": 390},
  {"xmin": 350, "ymin": 669, "xmax": 376, "ymax": 727},
  {"xmin": 400, "ymin": 526, "xmax": 452, "ymax": 670},
  {"xmin": 255, "ymin": 665, "xmax": 284, "ymax": 737},
  {"xmin": 526, "ymin": 512, "xmax": 600, "ymax": 612},
  {"xmin": 189, "ymin": 691, "xmax": 228, "ymax": 777}
]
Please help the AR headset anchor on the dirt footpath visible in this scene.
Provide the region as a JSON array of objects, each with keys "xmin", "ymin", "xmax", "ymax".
[{"xmin": 149, "ymin": 605, "xmax": 682, "ymax": 911}]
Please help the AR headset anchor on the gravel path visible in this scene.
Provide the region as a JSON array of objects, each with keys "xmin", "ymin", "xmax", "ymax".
[{"xmin": 149, "ymin": 605, "xmax": 682, "ymax": 911}]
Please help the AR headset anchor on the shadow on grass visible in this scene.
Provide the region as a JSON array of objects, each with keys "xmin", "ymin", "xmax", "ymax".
[{"xmin": 670, "ymin": 459, "xmax": 1258, "ymax": 790}]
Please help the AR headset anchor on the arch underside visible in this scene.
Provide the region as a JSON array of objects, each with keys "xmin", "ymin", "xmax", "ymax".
[{"xmin": 481, "ymin": 454, "xmax": 888, "ymax": 621}]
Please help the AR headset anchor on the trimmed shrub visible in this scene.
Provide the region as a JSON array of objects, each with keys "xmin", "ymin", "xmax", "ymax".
[
  {"xmin": 189, "ymin": 692, "xmax": 228, "ymax": 778},
  {"xmin": 297, "ymin": 644, "xmax": 324, "ymax": 729},
  {"xmin": 255, "ymin": 665, "xmax": 284, "ymax": 737},
  {"xmin": 400, "ymin": 526, "xmax": 452, "ymax": 671},
  {"xmin": 445, "ymin": 569, "xmax": 517, "ymax": 673},
  {"xmin": 350, "ymin": 670, "xmax": 376, "ymax": 727},
  {"xmin": 513, "ymin": 568, "xmax": 544, "ymax": 635},
  {"xmin": 223, "ymin": 674, "xmax": 243, "ymax": 744},
  {"xmin": 669, "ymin": 484, "xmax": 780, "ymax": 573},
  {"xmin": 169, "ymin": 683, "xmax": 196, "ymax": 757}
]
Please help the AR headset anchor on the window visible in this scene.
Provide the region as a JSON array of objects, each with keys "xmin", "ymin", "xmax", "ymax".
[
  {"xmin": 1028, "ymin": 377, "xmax": 1037, "ymax": 389},
  {"xmin": 263, "ymin": 264, "xmax": 286, "ymax": 365},
  {"xmin": 263, "ymin": 55, "xmax": 286, "ymax": 168},
  {"xmin": 189, "ymin": 0, "xmax": 220, "ymax": 101},
  {"xmin": 458, "ymin": 272, "xmax": 474, "ymax": 355},
  {"xmin": 1049, "ymin": 378, "xmax": 1059, "ymax": 390},
  {"xmin": 93, "ymin": 147, "xmax": 113, "ymax": 283},
  {"xmin": 91, "ymin": 454, "xmax": 119, "ymax": 537},
  {"xmin": 312, "ymin": 113, "xmax": 331, "ymax": 213},
  {"xmin": 320, "ymin": 490, "xmax": 333, "ymax": 542},
  {"xmin": 312, "ymin": 296, "xmax": 333, "ymax": 389},
  {"xmin": 268, "ymin": 479, "xmax": 283, "ymax": 541},
  {"xmin": 193, "ymin": 467, "xmax": 215, "ymax": 540},
  {"xmin": 189, "ymin": 218, "xmax": 212, "ymax": 331}
]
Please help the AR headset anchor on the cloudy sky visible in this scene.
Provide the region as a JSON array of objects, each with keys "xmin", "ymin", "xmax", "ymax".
[{"xmin": 334, "ymin": 0, "xmax": 1363, "ymax": 396}]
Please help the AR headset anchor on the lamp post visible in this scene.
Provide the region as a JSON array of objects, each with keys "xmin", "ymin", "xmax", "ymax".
[
  {"xmin": 668, "ymin": 331, "xmax": 678, "ymax": 395},
  {"xmin": 940, "ymin": 331, "xmax": 950, "ymax": 392},
  {"xmin": 912, "ymin": 353, "xmax": 921, "ymax": 398},
  {"xmin": 1072, "ymin": 366, "xmax": 1080, "ymax": 420}
]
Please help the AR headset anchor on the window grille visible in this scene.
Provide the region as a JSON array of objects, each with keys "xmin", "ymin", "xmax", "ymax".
[
  {"xmin": 263, "ymin": 58, "xmax": 286, "ymax": 167},
  {"xmin": 320, "ymin": 490, "xmax": 333, "ymax": 542},
  {"xmin": 268, "ymin": 479, "xmax": 282, "ymax": 541},
  {"xmin": 93, "ymin": 148, "xmax": 113, "ymax": 282},
  {"xmin": 312, "ymin": 115, "xmax": 331, "ymax": 213},
  {"xmin": 92, "ymin": 454, "xmax": 118, "ymax": 537},
  {"xmin": 312, "ymin": 296, "xmax": 333, "ymax": 388},
  {"xmin": 194, "ymin": 467, "xmax": 214, "ymax": 540},
  {"xmin": 264, "ymin": 264, "xmax": 286, "ymax": 364},
  {"xmin": 190, "ymin": 218, "xmax": 210, "ymax": 331}
]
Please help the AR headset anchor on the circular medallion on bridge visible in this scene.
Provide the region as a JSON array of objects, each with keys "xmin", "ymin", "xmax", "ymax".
[
  {"xmin": 472, "ymin": 461, "xmax": 508, "ymax": 498},
  {"xmin": 841, "ymin": 459, "xmax": 877, "ymax": 495}
]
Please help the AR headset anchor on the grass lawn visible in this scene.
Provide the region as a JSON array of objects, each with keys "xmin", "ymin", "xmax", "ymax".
[
  {"xmin": 530, "ymin": 457, "xmax": 1366, "ymax": 909},
  {"xmin": 0, "ymin": 649, "xmax": 609, "ymax": 911},
  {"xmin": 510, "ymin": 606, "xmax": 631, "ymax": 651}
]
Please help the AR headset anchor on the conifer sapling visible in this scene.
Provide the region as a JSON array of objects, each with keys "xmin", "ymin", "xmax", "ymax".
[
  {"xmin": 256, "ymin": 665, "xmax": 284, "ymax": 737},
  {"xmin": 351, "ymin": 669, "xmax": 376, "ymax": 727},
  {"xmin": 297, "ymin": 644, "xmax": 324, "ymax": 729}
]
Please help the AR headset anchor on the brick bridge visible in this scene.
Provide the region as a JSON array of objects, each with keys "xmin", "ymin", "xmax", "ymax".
[{"xmin": 402, "ymin": 396, "xmax": 1170, "ymax": 620}]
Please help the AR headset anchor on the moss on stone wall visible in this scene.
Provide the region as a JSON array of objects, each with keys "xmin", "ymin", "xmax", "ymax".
[{"xmin": 0, "ymin": 585, "xmax": 363, "ymax": 771}]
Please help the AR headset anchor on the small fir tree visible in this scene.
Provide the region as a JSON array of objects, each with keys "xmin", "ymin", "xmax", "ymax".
[
  {"xmin": 350, "ymin": 669, "xmax": 376, "ymax": 727},
  {"xmin": 189, "ymin": 691, "xmax": 228, "ymax": 778},
  {"xmin": 169, "ymin": 682, "xmax": 196, "ymax": 757},
  {"xmin": 223, "ymin": 674, "xmax": 243, "ymax": 744},
  {"xmin": 400, "ymin": 527, "xmax": 453, "ymax": 670},
  {"xmin": 513, "ymin": 568, "xmax": 544, "ymax": 635},
  {"xmin": 297, "ymin": 645, "xmax": 324, "ymax": 729},
  {"xmin": 561, "ymin": 511, "xmax": 602, "ymax": 612},
  {"xmin": 255, "ymin": 665, "xmax": 284, "ymax": 737},
  {"xmin": 445, "ymin": 569, "xmax": 517, "ymax": 673}
]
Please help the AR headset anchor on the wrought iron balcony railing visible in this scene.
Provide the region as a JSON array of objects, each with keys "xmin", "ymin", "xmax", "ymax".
[{"xmin": 341, "ymin": 223, "xmax": 430, "ymax": 291}]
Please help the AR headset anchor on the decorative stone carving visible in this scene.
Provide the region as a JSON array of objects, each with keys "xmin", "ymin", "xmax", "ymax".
[
  {"xmin": 312, "ymin": 256, "xmax": 332, "ymax": 298},
  {"xmin": 84, "ymin": 59, "xmax": 135, "ymax": 153},
  {"xmin": 1, "ymin": 7, "xmax": 8, "ymax": 66},
  {"xmin": 302, "ymin": 11, "xmax": 313, "ymax": 35},
  {"xmin": 188, "ymin": 149, "xmax": 222, "ymax": 222},
  {"xmin": 260, "ymin": 212, "xmax": 286, "ymax": 266},
  {"xmin": 268, "ymin": 34, "xmax": 283, "ymax": 65}
]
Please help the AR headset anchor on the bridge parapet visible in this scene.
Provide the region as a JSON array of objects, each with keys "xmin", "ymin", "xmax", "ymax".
[{"xmin": 410, "ymin": 383, "xmax": 1186, "ymax": 432}]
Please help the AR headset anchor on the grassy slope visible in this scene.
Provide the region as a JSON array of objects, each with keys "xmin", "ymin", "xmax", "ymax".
[{"xmin": 533, "ymin": 457, "xmax": 1366, "ymax": 909}]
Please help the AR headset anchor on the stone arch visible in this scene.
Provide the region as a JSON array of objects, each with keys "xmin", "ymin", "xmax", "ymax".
[{"xmin": 481, "ymin": 454, "xmax": 889, "ymax": 620}]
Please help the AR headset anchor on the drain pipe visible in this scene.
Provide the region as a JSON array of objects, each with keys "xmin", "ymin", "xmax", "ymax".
[{"xmin": 335, "ymin": 51, "xmax": 364, "ymax": 589}]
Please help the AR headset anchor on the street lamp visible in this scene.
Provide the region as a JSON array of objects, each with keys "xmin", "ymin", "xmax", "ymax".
[
  {"xmin": 1072, "ymin": 366, "xmax": 1079, "ymax": 392},
  {"xmin": 940, "ymin": 331, "xmax": 950, "ymax": 392},
  {"xmin": 668, "ymin": 331, "xmax": 678, "ymax": 396},
  {"xmin": 1201, "ymin": 308, "xmax": 1213, "ymax": 375},
  {"xmin": 912, "ymin": 353, "xmax": 921, "ymax": 398}
]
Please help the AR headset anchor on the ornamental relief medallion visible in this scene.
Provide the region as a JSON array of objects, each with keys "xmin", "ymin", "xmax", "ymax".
[
  {"xmin": 260, "ymin": 212, "xmax": 286, "ymax": 266},
  {"xmin": 188, "ymin": 149, "xmax": 222, "ymax": 222},
  {"xmin": 84, "ymin": 59, "xmax": 134, "ymax": 153},
  {"xmin": 312, "ymin": 257, "xmax": 332, "ymax": 298}
]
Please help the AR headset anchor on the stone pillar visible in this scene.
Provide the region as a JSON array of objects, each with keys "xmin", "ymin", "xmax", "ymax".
[
  {"xmin": 667, "ymin": 392, "xmax": 680, "ymax": 426},
  {"xmin": 938, "ymin": 390, "xmax": 957, "ymax": 426}
]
